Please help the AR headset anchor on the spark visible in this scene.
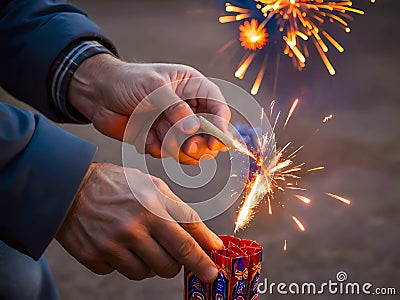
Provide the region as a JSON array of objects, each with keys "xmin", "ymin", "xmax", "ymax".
[
  {"xmin": 326, "ymin": 193, "xmax": 351, "ymax": 205},
  {"xmin": 283, "ymin": 239, "xmax": 287, "ymax": 251},
  {"xmin": 284, "ymin": 98, "xmax": 299, "ymax": 128},
  {"xmin": 218, "ymin": 0, "xmax": 366, "ymax": 94},
  {"xmin": 235, "ymin": 52, "xmax": 256, "ymax": 79},
  {"xmin": 323, "ymin": 114, "xmax": 333, "ymax": 123},
  {"xmin": 306, "ymin": 166, "xmax": 325, "ymax": 173},
  {"xmin": 295, "ymin": 195, "xmax": 311, "ymax": 204},
  {"xmin": 291, "ymin": 215, "xmax": 305, "ymax": 231},
  {"xmin": 232, "ymin": 139, "xmax": 257, "ymax": 160}
]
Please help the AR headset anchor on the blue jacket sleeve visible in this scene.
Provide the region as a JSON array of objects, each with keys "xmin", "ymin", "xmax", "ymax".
[
  {"xmin": 0, "ymin": 103, "xmax": 96, "ymax": 259},
  {"xmin": 0, "ymin": 0, "xmax": 116, "ymax": 122}
]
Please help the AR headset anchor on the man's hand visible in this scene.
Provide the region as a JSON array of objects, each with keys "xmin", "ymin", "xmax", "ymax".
[
  {"xmin": 69, "ymin": 54, "xmax": 231, "ymax": 164},
  {"xmin": 56, "ymin": 162, "xmax": 223, "ymax": 282}
]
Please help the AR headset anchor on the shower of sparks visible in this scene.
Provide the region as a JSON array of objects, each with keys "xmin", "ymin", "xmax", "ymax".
[
  {"xmin": 219, "ymin": 1, "xmax": 367, "ymax": 94},
  {"xmin": 234, "ymin": 98, "xmax": 352, "ymax": 233}
]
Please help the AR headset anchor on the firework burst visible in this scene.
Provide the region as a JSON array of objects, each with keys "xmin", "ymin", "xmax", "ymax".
[
  {"xmin": 239, "ymin": 19, "xmax": 269, "ymax": 50},
  {"xmin": 234, "ymin": 98, "xmax": 351, "ymax": 233},
  {"xmin": 218, "ymin": 0, "xmax": 368, "ymax": 95}
]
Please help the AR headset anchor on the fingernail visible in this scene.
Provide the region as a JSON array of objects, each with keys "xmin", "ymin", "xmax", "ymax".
[
  {"xmin": 203, "ymin": 265, "xmax": 218, "ymax": 283},
  {"xmin": 182, "ymin": 116, "xmax": 200, "ymax": 133},
  {"xmin": 188, "ymin": 142, "xmax": 199, "ymax": 155}
]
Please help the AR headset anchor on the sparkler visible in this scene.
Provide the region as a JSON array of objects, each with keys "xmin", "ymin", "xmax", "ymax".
[
  {"xmin": 234, "ymin": 98, "xmax": 352, "ymax": 233},
  {"xmin": 218, "ymin": 0, "xmax": 368, "ymax": 95}
]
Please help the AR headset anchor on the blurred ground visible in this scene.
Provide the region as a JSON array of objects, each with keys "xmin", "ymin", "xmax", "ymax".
[{"xmin": 1, "ymin": 0, "xmax": 399, "ymax": 299}]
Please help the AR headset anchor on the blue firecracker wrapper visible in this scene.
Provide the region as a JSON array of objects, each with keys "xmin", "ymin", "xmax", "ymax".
[{"xmin": 185, "ymin": 268, "xmax": 209, "ymax": 300}]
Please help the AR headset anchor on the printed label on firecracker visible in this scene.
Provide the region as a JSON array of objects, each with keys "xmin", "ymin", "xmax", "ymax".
[
  {"xmin": 185, "ymin": 268, "xmax": 208, "ymax": 300},
  {"xmin": 231, "ymin": 257, "xmax": 248, "ymax": 300},
  {"xmin": 212, "ymin": 271, "xmax": 228, "ymax": 300}
]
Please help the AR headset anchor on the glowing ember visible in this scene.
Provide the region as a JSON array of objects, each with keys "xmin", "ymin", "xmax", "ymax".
[
  {"xmin": 323, "ymin": 114, "xmax": 333, "ymax": 123},
  {"xmin": 291, "ymin": 215, "xmax": 306, "ymax": 231},
  {"xmin": 306, "ymin": 166, "xmax": 325, "ymax": 173},
  {"xmin": 219, "ymin": 1, "xmax": 367, "ymax": 94},
  {"xmin": 283, "ymin": 98, "xmax": 299, "ymax": 128},
  {"xmin": 294, "ymin": 195, "xmax": 311, "ymax": 204},
  {"xmin": 239, "ymin": 19, "xmax": 268, "ymax": 51}
]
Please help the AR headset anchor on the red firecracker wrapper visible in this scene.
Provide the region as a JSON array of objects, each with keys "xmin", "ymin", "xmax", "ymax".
[{"xmin": 184, "ymin": 235, "xmax": 263, "ymax": 300}]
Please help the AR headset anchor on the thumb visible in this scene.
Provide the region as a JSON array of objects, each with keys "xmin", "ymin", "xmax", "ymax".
[{"xmin": 151, "ymin": 87, "xmax": 200, "ymax": 134}]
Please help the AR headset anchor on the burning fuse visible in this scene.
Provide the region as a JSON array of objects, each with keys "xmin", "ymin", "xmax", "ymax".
[{"xmin": 184, "ymin": 235, "xmax": 263, "ymax": 300}]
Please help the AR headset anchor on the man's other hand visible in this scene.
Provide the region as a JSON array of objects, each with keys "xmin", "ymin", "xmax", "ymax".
[{"xmin": 56, "ymin": 162, "xmax": 223, "ymax": 282}]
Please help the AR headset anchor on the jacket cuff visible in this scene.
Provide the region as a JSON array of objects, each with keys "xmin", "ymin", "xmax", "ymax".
[
  {"xmin": 49, "ymin": 40, "xmax": 115, "ymax": 124},
  {"xmin": 21, "ymin": 13, "xmax": 117, "ymax": 123},
  {"xmin": 1, "ymin": 114, "xmax": 96, "ymax": 259}
]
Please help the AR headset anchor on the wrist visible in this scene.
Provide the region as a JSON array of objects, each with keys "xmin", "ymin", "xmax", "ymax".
[{"xmin": 69, "ymin": 53, "xmax": 123, "ymax": 120}]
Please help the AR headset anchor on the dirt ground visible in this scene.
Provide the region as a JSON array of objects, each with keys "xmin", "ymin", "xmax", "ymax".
[{"xmin": 2, "ymin": 0, "xmax": 399, "ymax": 299}]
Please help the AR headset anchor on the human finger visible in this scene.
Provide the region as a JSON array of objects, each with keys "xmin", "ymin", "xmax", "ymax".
[
  {"xmin": 149, "ymin": 87, "xmax": 200, "ymax": 134},
  {"xmin": 103, "ymin": 242, "xmax": 153, "ymax": 280},
  {"xmin": 151, "ymin": 219, "xmax": 218, "ymax": 283},
  {"xmin": 129, "ymin": 233, "xmax": 182, "ymax": 278},
  {"xmin": 182, "ymin": 135, "xmax": 219, "ymax": 161},
  {"xmin": 155, "ymin": 119, "xmax": 199, "ymax": 164},
  {"xmin": 145, "ymin": 128, "xmax": 163, "ymax": 158}
]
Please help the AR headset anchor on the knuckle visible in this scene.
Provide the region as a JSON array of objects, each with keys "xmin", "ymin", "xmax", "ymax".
[
  {"xmin": 159, "ymin": 262, "xmax": 182, "ymax": 278},
  {"xmin": 79, "ymin": 249, "xmax": 100, "ymax": 267},
  {"xmin": 98, "ymin": 240, "xmax": 116, "ymax": 255},
  {"xmin": 167, "ymin": 101, "xmax": 188, "ymax": 115},
  {"xmin": 151, "ymin": 74, "xmax": 167, "ymax": 87},
  {"xmin": 184, "ymin": 221, "xmax": 201, "ymax": 233},
  {"xmin": 127, "ymin": 267, "xmax": 152, "ymax": 281},
  {"xmin": 178, "ymin": 237, "xmax": 197, "ymax": 258},
  {"xmin": 158, "ymin": 261, "xmax": 182, "ymax": 278},
  {"xmin": 184, "ymin": 207, "xmax": 202, "ymax": 225},
  {"xmin": 90, "ymin": 264, "xmax": 113, "ymax": 275}
]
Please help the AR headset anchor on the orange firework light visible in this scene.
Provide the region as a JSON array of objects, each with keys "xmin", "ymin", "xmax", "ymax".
[
  {"xmin": 234, "ymin": 99, "xmax": 352, "ymax": 234},
  {"xmin": 218, "ymin": 0, "xmax": 374, "ymax": 95},
  {"xmin": 239, "ymin": 19, "xmax": 268, "ymax": 50}
]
